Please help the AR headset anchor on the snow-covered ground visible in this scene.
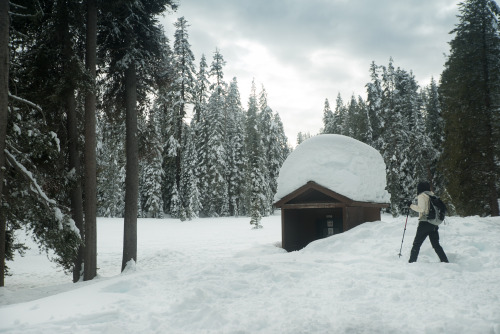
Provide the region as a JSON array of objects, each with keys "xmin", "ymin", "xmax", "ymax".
[{"xmin": 1, "ymin": 213, "xmax": 499, "ymax": 334}]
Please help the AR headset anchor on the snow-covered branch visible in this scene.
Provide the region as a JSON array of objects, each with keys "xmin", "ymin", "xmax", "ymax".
[
  {"xmin": 4, "ymin": 148, "xmax": 80, "ymax": 234},
  {"xmin": 8, "ymin": 92, "xmax": 43, "ymax": 111},
  {"xmin": 8, "ymin": 92, "xmax": 47, "ymax": 124},
  {"xmin": 4, "ymin": 148, "xmax": 56, "ymax": 209},
  {"xmin": 9, "ymin": 2, "xmax": 29, "ymax": 9},
  {"xmin": 8, "ymin": 11, "xmax": 38, "ymax": 18}
]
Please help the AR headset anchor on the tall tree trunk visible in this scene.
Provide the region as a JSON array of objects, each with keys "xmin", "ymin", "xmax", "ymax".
[
  {"xmin": 0, "ymin": 205, "xmax": 5, "ymax": 287},
  {"xmin": 62, "ymin": 15, "xmax": 84, "ymax": 283},
  {"xmin": 0, "ymin": 0, "xmax": 9, "ymax": 287},
  {"xmin": 122, "ymin": 62, "xmax": 138, "ymax": 272},
  {"xmin": 67, "ymin": 90, "xmax": 84, "ymax": 282},
  {"xmin": 83, "ymin": 0, "xmax": 98, "ymax": 281}
]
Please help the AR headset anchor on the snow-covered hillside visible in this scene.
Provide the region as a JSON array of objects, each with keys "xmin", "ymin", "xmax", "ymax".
[{"xmin": 1, "ymin": 214, "xmax": 499, "ymax": 333}]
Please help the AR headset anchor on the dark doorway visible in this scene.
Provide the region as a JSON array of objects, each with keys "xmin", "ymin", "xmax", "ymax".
[
  {"xmin": 316, "ymin": 209, "xmax": 343, "ymax": 238},
  {"xmin": 282, "ymin": 208, "xmax": 343, "ymax": 251}
]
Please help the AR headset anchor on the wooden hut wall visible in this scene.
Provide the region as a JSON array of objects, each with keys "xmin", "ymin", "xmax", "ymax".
[
  {"xmin": 344, "ymin": 206, "xmax": 382, "ymax": 231},
  {"xmin": 282, "ymin": 208, "xmax": 343, "ymax": 252},
  {"xmin": 344, "ymin": 207, "xmax": 363, "ymax": 230},
  {"xmin": 363, "ymin": 207, "xmax": 382, "ymax": 222}
]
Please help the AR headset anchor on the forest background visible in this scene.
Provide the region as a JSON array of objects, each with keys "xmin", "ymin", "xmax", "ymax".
[{"xmin": 0, "ymin": 0, "xmax": 499, "ymax": 286}]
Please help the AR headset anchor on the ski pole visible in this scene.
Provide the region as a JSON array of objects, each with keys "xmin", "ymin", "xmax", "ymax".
[{"xmin": 398, "ymin": 213, "xmax": 409, "ymax": 258}]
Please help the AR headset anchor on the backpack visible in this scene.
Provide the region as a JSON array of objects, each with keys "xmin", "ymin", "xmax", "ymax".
[{"xmin": 426, "ymin": 192, "xmax": 447, "ymax": 225}]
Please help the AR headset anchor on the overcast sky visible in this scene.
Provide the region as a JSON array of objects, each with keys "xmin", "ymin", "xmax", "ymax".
[{"xmin": 160, "ymin": 0, "xmax": 461, "ymax": 146}]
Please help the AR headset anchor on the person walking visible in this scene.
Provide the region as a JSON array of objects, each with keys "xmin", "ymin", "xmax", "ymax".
[{"xmin": 408, "ymin": 181, "xmax": 449, "ymax": 263}]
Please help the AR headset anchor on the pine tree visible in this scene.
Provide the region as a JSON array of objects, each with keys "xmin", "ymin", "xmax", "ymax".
[
  {"xmin": 343, "ymin": 94, "xmax": 358, "ymax": 138},
  {"xmin": 273, "ymin": 113, "xmax": 291, "ymax": 162},
  {"xmin": 440, "ymin": 0, "xmax": 500, "ymax": 216},
  {"xmin": 355, "ymin": 96, "xmax": 372, "ymax": 144},
  {"xmin": 99, "ymin": 0, "xmax": 177, "ymax": 271},
  {"xmin": 257, "ymin": 85, "xmax": 289, "ymax": 214},
  {"xmin": 4, "ymin": 0, "xmax": 86, "ymax": 282},
  {"xmin": 204, "ymin": 49, "xmax": 229, "ymax": 216},
  {"xmin": 397, "ymin": 67, "xmax": 427, "ymax": 198},
  {"xmin": 297, "ymin": 132, "xmax": 312, "ymax": 145},
  {"xmin": 83, "ymin": 0, "xmax": 98, "ymax": 282},
  {"xmin": 193, "ymin": 54, "xmax": 210, "ymax": 126},
  {"xmin": 225, "ymin": 78, "xmax": 247, "ymax": 216},
  {"xmin": 342, "ymin": 95, "xmax": 372, "ymax": 143},
  {"xmin": 257, "ymin": 86, "xmax": 273, "ymax": 215},
  {"xmin": 140, "ymin": 112, "xmax": 164, "ymax": 218},
  {"xmin": 366, "ymin": 61, "xmax": 383, "ymax": 148},
  {"xmin": 378, "ymin": 60, "xmax": 417, "ymax": 215},
  {"xmin": 423, "ymin": 78, "xmax": 446, "ymax": 193},
  {"xmin": 268, "ymin": 111, "xmax": 290, "ymax": 208},
  {"xmin": 169, "ymin": 183, "xmax": 184, "ymax": 219},
  {"xmin": 171, "ymin": 17, "xmax": 196, "ymax": 193},
  {"xmin": 246, "ymin": 81, "xmax": 266, "ymax": 228},
  {"xmin": 147, "ymin": 33, "xmax": 175, "ymax": 216},
  {"xmin": 2, "ymin": 89, "xmax": 81, "ymax": 282},
  {"xmin": 0, "ymin": 0, "xmax": 9, "ymax": 286},
  {"xmin": 334, "ymin": 93, "xmax": 346, "ymax": 135},
  {"xmin": 97, "ymin": 114, "xmax": 126, "ymax": 218},
  {"xmin": 191, "ymin": 54, "xmax": 210, "ymax": 216},
  {"xmin": 322, "ymin": 98, "xmax": 335, "ymax": 134},
  {"xmin": 49, "ymin": 3, "xmax": 87, "ymax": 273},
  {"xmin": 180, "ymin": 125, "xmax": 202, "ymax": 219},
  {"xmin": 163, "ymin": 131, "xmax": 180, "ymax": 216}
]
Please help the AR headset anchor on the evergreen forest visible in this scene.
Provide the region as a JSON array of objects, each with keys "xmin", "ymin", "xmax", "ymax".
[
  {"xmin": 0, "ymin": 0, "xmax": 499, "ymax": 285},
  {"xmin": 322, "ymin": 0, "xmax": 500, "ymax": 219},
  {"xmin": 0, "ymin": 1, "xmax": 289, "ymax": 285}
]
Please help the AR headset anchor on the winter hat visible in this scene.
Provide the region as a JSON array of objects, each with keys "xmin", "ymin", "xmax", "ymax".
[{"xmin": 417, "ymin": 181, "xmax": 431, "ymax": 195}]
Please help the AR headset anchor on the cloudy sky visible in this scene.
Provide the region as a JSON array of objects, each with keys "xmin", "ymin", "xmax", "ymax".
[{"xmin": 160, "ymin": 0, "xmax": 461, "ymax": 146}]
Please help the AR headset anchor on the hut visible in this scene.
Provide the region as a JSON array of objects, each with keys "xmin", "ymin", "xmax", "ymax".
[{"xmin": 274, "ymin": 134, "xmax": 390, "ymax": 252}]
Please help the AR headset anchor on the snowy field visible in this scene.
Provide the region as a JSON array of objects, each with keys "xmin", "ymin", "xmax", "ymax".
[{"xmin": 1, "ymin": 213, "xmax": 500, "ymax": 334}]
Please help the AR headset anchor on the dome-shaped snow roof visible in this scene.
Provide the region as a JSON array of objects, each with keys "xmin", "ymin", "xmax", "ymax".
[{"xmin": 275, "ymin": 134, "xmax": 390, "ymax": 203}]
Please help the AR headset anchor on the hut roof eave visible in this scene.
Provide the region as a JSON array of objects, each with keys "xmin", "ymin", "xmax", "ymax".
[{"xmin": 274, "ymin": 181, "xmax": 390, "ymax": 208}]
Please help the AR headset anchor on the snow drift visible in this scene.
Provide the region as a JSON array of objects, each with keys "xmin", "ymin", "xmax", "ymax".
[
  {"xmin": 274, "ymin": 134, "xmax": 390, "ymax": 204},
  {"xmin": 1, "ymin": 214, "xmax": 499, "ymax": 333}
]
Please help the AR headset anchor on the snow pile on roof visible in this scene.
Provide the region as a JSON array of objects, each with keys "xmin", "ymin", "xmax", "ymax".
[{"xmin": 275, "ymin": 134, "xmax": 390, "ymax": 203}]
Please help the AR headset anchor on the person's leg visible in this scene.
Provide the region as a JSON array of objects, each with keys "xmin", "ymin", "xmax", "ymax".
[
  {"xmin": 429, "ymin": 227, "xmax": 449, "ymax": 262},
  {"xmin": 409, "ymin": 222, "xmax": 429, "ymax": 263}
]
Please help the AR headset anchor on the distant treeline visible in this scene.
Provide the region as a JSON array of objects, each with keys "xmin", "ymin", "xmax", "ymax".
[{"xmin": 320, "ymin": 0, "xmax": 500, "ymax": 217}]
